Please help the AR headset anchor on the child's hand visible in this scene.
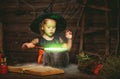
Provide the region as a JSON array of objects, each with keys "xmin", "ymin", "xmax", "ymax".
[
  {"xmin": 22, "ymin": 43, "xmax": 35, "ymax": 48},
  {"xmin": 65, "ymin": 30, "xmax": 72, "ymax": 40}
]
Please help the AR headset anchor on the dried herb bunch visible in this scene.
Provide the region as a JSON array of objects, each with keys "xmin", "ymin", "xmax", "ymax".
[{"xmin": 99, "ymin": 56, "xmax": 120, "ymax": 79}]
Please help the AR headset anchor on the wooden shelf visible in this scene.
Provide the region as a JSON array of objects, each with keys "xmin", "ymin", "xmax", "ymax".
[
  {"xmin": 84, "ymin": 27, "xmax": 117, "ymax": 34},
  {"xmin": 84, "ymin": 27, "xmax": 105, "ymax": 34},
  {"xmin": 6, "ymin": 48, "xmax": 39, "ymax": 53}
]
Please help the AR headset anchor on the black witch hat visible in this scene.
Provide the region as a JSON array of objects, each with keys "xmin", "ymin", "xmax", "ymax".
[{"xmin": 30, "ymin": 13, "xmax": 66, "ymax": 34}]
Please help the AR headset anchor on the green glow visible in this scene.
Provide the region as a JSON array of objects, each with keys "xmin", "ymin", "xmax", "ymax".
[
  {"xmin": 44, "ymin": 47, "xmax": 67, "ymax": 53},
  {"xmin": 44, "ymin": 43, "xmax": 67, "ymax": 53},
  {"xmin": 44, "ymin": 43, "xmax": 62, "ymax": 48}
]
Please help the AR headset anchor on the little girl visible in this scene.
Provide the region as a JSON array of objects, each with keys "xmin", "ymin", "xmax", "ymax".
[{"xmin": 22, "ymin": 13, "xmax": 72, "ymax": 68}]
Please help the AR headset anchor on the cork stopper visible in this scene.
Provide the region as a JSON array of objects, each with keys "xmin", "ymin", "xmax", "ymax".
[{"xmin": 1, "ymin": 57, "xmax": 7, "ymax": 65}]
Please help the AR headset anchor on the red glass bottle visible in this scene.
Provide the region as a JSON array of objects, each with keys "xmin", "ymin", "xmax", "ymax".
[
  {"xmin": 0, "ymin": 57, "xmax": 8, "ymax": 74},
  {"xmin": 0, "ymin": 53, "xmax": 1, "ymax": 64}
]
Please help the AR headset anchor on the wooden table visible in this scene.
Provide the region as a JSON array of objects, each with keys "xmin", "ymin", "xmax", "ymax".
[{"xmin": 0, "ymin": 72, "xmax": 106, "ymax": 79}]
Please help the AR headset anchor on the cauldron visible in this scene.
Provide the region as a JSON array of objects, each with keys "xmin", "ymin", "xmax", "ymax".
[{"xmin": 38, "ymin": 47, "xmax": 69, "ymax": 68}]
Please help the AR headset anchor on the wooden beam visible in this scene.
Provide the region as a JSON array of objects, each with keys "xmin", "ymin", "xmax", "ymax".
[
  {"xmin": 79, "ymin": 4, "xmax": 110, "ymax": 11},
  {"xmin": 104, "ymin": 0, "xmax": 110, "ymax": 57},
  {"xmin": 0, "ymin": 22, "xmax": 3, "ymax": 51},
  {"xmin": 79, "ymin": 14, "xmax": 85, "ymax": 52}
]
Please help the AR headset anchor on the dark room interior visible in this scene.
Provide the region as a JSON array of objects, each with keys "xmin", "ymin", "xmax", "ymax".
[{"xmin": 0, "ymin": 0, "xmax": 119, "ymax": 79}]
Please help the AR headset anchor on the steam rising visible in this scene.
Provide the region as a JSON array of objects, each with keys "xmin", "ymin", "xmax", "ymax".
[
  {"xmin": 15, "ymin": 63, "xmax": 80, "ymax": 74},
  {"xmin": 62, "ymin": 64, "xmax": 80, "ymax": 74}
]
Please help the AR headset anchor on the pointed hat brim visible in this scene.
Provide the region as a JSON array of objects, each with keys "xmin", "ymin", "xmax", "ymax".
[{"xmin": 30, "ymin": 13, "xmax": 66, "ymax": 34}]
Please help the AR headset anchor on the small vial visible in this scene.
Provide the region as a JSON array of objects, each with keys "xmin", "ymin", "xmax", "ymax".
[{"xmin": 0, "ymin": 57, "xmax": 8, "ymax": 74}]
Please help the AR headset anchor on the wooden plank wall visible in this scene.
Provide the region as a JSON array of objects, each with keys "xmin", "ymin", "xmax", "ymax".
[{"xmin": 0, "ymin": 0, "xmax": 118, "ymax": 64}]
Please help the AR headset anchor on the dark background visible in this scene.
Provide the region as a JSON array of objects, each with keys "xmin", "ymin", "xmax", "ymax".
[{"xmin": 0, "ymin": 0, "xmax": 119, "ymax": 64}]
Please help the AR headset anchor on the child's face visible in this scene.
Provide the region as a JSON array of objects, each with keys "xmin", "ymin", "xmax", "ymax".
[{"xmin": 41, "ymin": 19, "xmax": 56, "ymax": 37}]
